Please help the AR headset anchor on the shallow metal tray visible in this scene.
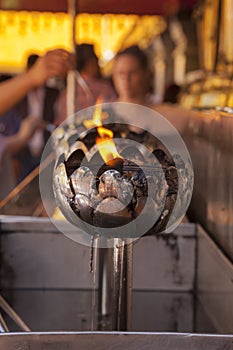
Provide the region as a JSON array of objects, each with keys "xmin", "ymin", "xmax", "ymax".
[{"xmin": 0, "ymin": 332, "xmax": 233, "ymax": 350}]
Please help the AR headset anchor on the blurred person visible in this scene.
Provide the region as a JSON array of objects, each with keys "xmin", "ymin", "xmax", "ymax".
[
  {"xmin": 17, "ymin": 53, "xmax": 60, "ymax": 167},
  {"xmin": 0, "ymin": 48, "xmax": 72, "ymax": 116},
  {"xmin": 112, "ymin": 45, "xmax": 152, "ymax": 107},
  {"xmin": 55, "ymin": 43, "xmax": 116, "ymax": 124},
  {"xmin": 112, "ymin": 46, "xmax": 191, "ymax": 141},
  {"xmin": 112, "ymin": 45, "xmax": 174, "ymax": 143},
  {"xmin": 2, "ymin": 115, "xmax": 40, "ymax": 158},
  {"xmin": 0, "ymin": 115, "xmax": 40, "ymax": 200},
  {"xmin": 0, "ymin": 107, "xmax": 33, "ymax": 183},
  {"xmin": 0, "ymin": 74, "xmax": 38, "ymax": 181},
  {"xmin": 0, "ymin": 48, "xmax": 72, "ymax": 201},
  {"xmin": 0, "ymin": 108, "xmax": 42, "ymax": 183},
  {"xmin": 163, "ymin": 83, "xmax": 181, "ymax": 104},
  {"xmin": 111, "ymin": 45, "xmax": 156, "ymax": 141}
]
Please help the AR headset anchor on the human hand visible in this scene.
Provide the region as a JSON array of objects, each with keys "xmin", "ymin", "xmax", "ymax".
[{"xmin": 27, "ymin": 49, "xmax": 73, "ymax": 88}]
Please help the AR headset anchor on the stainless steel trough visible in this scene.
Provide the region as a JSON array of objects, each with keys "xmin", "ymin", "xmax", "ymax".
[
  {"xmin": 0, "ymin": 332, "xmax": 233, "ymax": 350},
  {"xmin": 0, "ymin": 216, "xmax": 232, "ymax": 335}
]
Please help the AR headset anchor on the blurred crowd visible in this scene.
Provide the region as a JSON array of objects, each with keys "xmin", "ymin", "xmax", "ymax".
[{"xmin": 0, "ymin": 44, "xmax": 180, "ymax": 201}]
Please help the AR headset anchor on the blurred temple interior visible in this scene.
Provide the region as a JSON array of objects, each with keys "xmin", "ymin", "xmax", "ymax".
[{"xmin": 0, "ymin": 0, "xmax": 232, "ymax": 347}]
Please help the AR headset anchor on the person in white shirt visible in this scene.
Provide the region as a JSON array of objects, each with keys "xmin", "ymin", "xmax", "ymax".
[
  {"xmin": 17, "ymin": 54, "xmax": 60, "ymax": 166},
  {"xmin": 0, "ymin": 48, "xmax": 72, "ymax": 201}
]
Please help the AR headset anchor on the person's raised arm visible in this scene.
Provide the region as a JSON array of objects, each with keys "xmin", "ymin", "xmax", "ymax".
[{"xmin": 0, "ymin": 49, "xmax": 72, "ymax": 116}]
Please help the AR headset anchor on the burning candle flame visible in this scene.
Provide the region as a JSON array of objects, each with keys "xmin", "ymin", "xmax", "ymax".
[
  {"xmin": 97, "ymin": 126, "xmax": 113, "ymax": 139},
  {"xmin": 96, "ymin": 126, "xmax": 122, "ymax": 163},
  {"xmin": 83, "ymin": 96, "xmax": 105, "ymax": 129},
  {"xmin": 83, "ymin": 96, "xmax": 122, "ymax": 163}
]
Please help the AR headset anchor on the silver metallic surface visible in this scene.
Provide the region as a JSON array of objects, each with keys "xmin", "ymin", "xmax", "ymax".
[
  {"xmin": 1, "ymin": 104, "xmax": 231, "ymax": 259},
  {"xmin": 112, "ymin": 239, "xmax": 133, "ymax": 331},
  {"xmin": 197, "ymin": 225, "xmax": 233, "ymax": 333},
  {"xmin": 98, "ymin": 248, "xmax": 112, "ymax": 326},
  {"xmin": 0, "ymin": 332, "xmax": 232, "ymax": 350},
  {"xmin": 156, "ymin": 105, "xmax": 233, "ymax": 261},
  {"xmin": 1, "ymin": 218, "xmax": 214, "ymax": 333},
  {"xmin": 0, "ymin": 105, "xmax": 233, "ymax": 337},
  {"xmin": 184, "ymin": 109, "xmax": 233, "ymax": 260},
  {"xmin": 0, "ymin": 217, "xmax": 196, "ymax": 291}
]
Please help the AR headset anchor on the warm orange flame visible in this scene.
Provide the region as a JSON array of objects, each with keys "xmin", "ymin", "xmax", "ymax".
[
  {"xmin": 97, "ymin": 139, "xmax": 122, "ymax": 163},
  {"xmin": 96, "ymin": 127, "xmax": 122, "ymax": 162},
  {"xmin": 97, "ymin": 126, "xmax": 113, "ymax": 139},
  {"xmin": 83, "ymin": 96, "xmax": 122, "ymax": 163},
  {"xmin": 83, "ymin": 96, "xmax": 104, "ymax": 129}
]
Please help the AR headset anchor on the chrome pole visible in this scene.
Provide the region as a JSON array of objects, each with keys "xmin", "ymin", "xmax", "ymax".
[
  {"xmin": 112, "ymin": 239, "xmax": 133, "ymax": 331},
  {"xmin": 98, "ymin": 247, "xmax": 112, "ymax": 330}
]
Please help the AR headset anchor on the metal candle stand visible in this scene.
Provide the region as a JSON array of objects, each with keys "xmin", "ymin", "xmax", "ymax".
[{"xmin": 52, "ymin": 113, "xmax": 191, "ymax": 331}]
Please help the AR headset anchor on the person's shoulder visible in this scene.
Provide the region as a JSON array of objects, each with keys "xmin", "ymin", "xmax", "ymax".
[
  {"xmin": 93, "ymin": 78, "xmax": 112, "ymax": 87},
  {"xmin": 95, "ymin": 78, "xmax": 116, "ymax": 96}
]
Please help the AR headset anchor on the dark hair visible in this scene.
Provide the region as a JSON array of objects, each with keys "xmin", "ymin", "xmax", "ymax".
[
  {"xmin": 115, "ymin": 45, "xmax": 148, "ymax": 70},
  {"xmin": 163, "ymin": 84, "xmax": 181, "ymax": 104},
  {"xmin": 27, "ymin": 54, "xmax": 39, "ymax": 69},
  {"xmin": 75, "ymin": 43, "xmax": 98, "ymax": 71}
]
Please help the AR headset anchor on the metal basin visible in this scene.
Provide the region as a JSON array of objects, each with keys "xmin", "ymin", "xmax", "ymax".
[{"xmin": 0, "ymin": 332, "xmax": 233, "ymax": 350}]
